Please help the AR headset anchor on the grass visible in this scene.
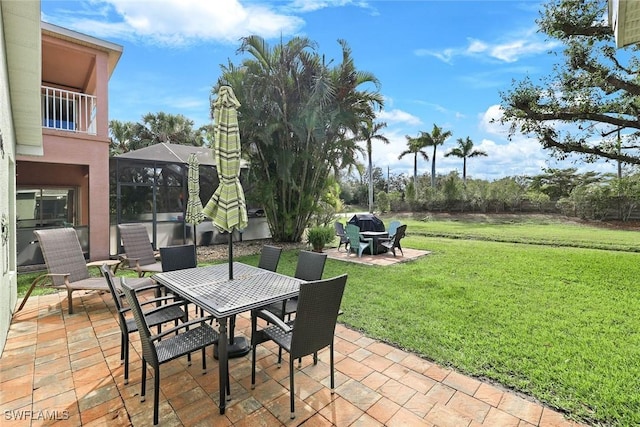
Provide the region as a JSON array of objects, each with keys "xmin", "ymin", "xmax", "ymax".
[{"xmin": 16, "ymin": 215, "xmax": 640, "ymax": 425}]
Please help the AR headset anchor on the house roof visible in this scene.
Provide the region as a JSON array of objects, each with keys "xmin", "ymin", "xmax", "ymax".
[
  {"xmin": 609, "ymin": 0, "xmax": 640, "ymax": 48},
  {"xmin": 116, "ymin": 143, "xmax": 217, "ymax": 166}
]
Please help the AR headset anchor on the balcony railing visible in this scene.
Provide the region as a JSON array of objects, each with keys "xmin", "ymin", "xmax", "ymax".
[{"xmin": 41, "ymin": 85, "xmax": 97, "ymax": 135}]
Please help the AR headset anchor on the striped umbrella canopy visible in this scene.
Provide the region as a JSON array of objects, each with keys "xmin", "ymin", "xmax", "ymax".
[
  {"xmin": 203, "ymin": 85, "xmax": 248, "ymax": 279},
  {"xmin": 185, "ymin": 153, "xmax": 205, "ymax": 242}
]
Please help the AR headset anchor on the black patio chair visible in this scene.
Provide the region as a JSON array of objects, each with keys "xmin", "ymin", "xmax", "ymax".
[
  {"xmin": 121, "ymin": 278, "xmax": 225, "ymax": 426},
  {"xmin": 334, "ymin": 221, "xmax": 350, "ymax": 252},
  {"xmin": 251, "ymin": 274, "xmax": 348, "ymax": 419},
  {"xmin": 380, "ymin": 224, "xmax": 407, "ymax": 257},
  {"xmin": 258, "ymin": 245, "xmax": 282, "ymax": 272},
  {"xmin": 100, "ymin": 264, "xmax": 187, "ymax": 385},
  {"xmin": 263, "ymin": 250, "xmax": 327, "ymax": 321},
  {"xmin": 159, "ymin": 244, "xmax": 197, "ymax": 272}
]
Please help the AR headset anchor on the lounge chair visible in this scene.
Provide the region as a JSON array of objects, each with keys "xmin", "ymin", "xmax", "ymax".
[
  {"xmin": 17, "ymin": 228, "xmax": 121, "ymax": 314},
  {"xmin": 118, "ymin": 224, "xmax": 163, "ymax": 277}
]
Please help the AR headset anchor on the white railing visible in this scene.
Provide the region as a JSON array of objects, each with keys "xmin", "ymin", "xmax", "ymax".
[{"xmin": 41, "ymin": 85, "xmax": 97, "ymax": 135}]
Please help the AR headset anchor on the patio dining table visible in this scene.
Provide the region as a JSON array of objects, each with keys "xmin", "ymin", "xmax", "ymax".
[{"xmin": 152, "ymin": 262, "xmax": 303, "ymax": 415}]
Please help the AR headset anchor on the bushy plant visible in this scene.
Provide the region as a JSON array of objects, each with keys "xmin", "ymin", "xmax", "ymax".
[{"xmin": 306, "ymin": 226, "xmax": 335, "ymax": 252}]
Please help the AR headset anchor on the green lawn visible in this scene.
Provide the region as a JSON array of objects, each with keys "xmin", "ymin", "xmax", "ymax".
[{"xmin": 17, "ymin": 215, "xmax": 640, "ymax": 425}]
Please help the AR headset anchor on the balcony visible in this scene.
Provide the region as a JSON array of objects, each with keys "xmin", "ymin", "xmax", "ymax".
[{"xmin": 41, "ymin": 85, "xmax": 97, "ymax": 135}]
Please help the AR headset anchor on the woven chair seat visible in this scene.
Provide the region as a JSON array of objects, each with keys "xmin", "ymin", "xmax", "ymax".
[
  {"xmin": 124, "ymin": 303, "xmax": 186, "ymax": 334},
  {"xmin": 155, "ymin": 324, "xmax": 220, "ymax": 364}
]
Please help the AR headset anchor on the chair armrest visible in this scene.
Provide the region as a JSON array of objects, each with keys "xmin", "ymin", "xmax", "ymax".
[
  {"xmin": 87, "ymin": 259, "xmax": 120, "ymax": 269},
  {"xmin": 255, "ymin": 309, "xmax": 292, "ymax": 333},
  {"xmin": 142, "ymin": 300, "xmax": 186, "ymax": 316},
  {"xmin": 149, "ymin": 316, "xmax": 215, "ymax": 342}
]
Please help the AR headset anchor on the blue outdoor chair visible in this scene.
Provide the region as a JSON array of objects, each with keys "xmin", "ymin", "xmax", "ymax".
[{"xmin": 345, "ymin": 223, "xmax": 373, "ymax": 257}]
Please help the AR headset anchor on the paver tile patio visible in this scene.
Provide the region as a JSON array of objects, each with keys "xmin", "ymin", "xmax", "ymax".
[{"xmin": 0, "ymin": 289, "xmax": 585, "ymax": 426}]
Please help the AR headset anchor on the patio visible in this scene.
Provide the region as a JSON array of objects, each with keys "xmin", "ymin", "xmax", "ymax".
[{"xmin": 1, "ymin": 289, "xmax": 584, "ymax": 426}]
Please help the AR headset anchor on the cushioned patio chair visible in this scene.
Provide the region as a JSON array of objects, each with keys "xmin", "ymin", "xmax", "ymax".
[
  {"xmin": 118, "ymin": 224, "xmax": 163, "ymax": 277},
  {"xmin": 251, "ymin": 274, "xmax": 348, "ymax": 419},
  {"xmin": 258, "ymin": 245, "xmax": 282, "ymax": 272},
  {"xmin": 121, "ymin": 278, "xmax": 226, "ymax": 426},
  {"xmin": 334, "ymin": 222, "xmax": 350, "ymax": 252},
  {"xmin": 17, "ymin": 228, "xmax": 121, "ymax": 314},
  {"xmin": 345, "ymin": 223, "xmax": 373, "ymax": 257},
  {"xmin": 101, "ymin": 264, "xmax": 187, "ymax": 385},
  {"xmin": 380, "ymin": 224, "xmax": 407, "ymax": 257}
]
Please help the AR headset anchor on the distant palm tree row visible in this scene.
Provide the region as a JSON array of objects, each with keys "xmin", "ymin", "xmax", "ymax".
[{"xmin": 399, "ymin": 124, "xmax": 487, "ymax": 188}]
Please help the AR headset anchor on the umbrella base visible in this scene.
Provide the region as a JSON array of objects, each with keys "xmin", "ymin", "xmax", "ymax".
[{"xmin": 214, "ymin": 336, "xmax": 251, "ymax": 359}]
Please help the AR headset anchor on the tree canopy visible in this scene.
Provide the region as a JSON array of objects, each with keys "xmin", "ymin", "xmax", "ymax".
[
  {"xmin": 216, "ymin": 35, "xmax": 383, "ymax": 242},
  {"xmin": 500, "ymin": 0, "xmax": 640, "ymax": 167},
  {"xmin": 109, "ymin": 112, "xmax": 211, "ymax": 155}
]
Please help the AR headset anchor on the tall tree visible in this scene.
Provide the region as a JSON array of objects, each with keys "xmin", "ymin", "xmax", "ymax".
[
  {"xmin": 398, "ymin": 135, "xmax": 429, "ymax": 191},
  {"xmin": 218, "ymin": 35, "xmax": 383, "ymax": 242},
  {"xmin": 136, "ymin": 112, "xmax": 201, "ymax": 146},
  {"xmin": 420, "ymin": 124, "xmax": 452, "ymax": 188},
  {"xmin": 109, "ymin": 113, "xmax": 202, "ymax": 156},
  {"xmin": 444, "ymin": 136, "xmax": 487, "ymax": 183},
  {"xmin": 500, "ymin": 0, "xmax": 640, "ymax": 167},
  {"xmin": 108, "ymin": 119, "xmax": 137, "ymax": 155},
  {"xmin": 356, "ymin": 119, "xmax": 390, "ymax": 212}
]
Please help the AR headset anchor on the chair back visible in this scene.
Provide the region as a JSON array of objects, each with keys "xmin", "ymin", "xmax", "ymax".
[
  {"xmin": 289, "ymin": 274, "xmax": 348, "ymax": 359},
  {"xmin": 34, "ymin": 228, "xmax": 90, "ymax": 286},
  {"xmin": 294, "ymin": 250, "xmax": 327, "ymax": 281},
  {"xmin": 160, "ymin": 244, "xmax": 197, "ymax": 272},
  {"xmin": 345, "ymin": 224, "xmax": 362, "ymax": 250},
  {"xmin": 387, "ymin": 221, "xmax": 401, "ymax": 238},
  {"xmin": 258, "ymin": 245, "xmax": 282, "ymax": 272},
  {"xmin": 334, "ymin": 222, "xmax": 346, "ymax": 237},
  {"xmin": 101, "ymin": 264, "xmax": 129, "ymax": 335},
  {"xmin": 393, "ymin": 224, "xmax": 407, "ymax": 246},
  {"xmin": 118, "ymin": 224, "xmax": 157, "ymax": 266},
  {"xmin": 121, "ymin": 279, "xmax": 159, "ymax": 367}
]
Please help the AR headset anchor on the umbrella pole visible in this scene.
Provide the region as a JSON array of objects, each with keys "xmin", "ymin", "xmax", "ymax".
[{"xmin": 228, "ymin": 231, "xmax": 233, "ymax": 280}]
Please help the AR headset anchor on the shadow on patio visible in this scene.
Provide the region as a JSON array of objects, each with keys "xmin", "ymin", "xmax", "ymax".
[{"xmin": 0, "ymin": 289, "xmax": 584, "ymax": 426}]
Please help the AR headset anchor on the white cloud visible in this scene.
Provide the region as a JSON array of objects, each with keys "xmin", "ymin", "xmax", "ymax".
[
  {"xmin": 418, "ymin": 33, "xmax": 558, "ymax": 64},
  {"xmin": 44, "ymin": 0, "xmax": 305, "ymax": 46},
  {"xmin": 377, "ymin": 109, "xmax": 422, "ymax": 126}
]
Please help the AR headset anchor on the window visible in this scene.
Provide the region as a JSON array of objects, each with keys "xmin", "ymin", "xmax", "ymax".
[{"xmin": 17, "ymin": 188, "xmax": 77, "ymax": 228}]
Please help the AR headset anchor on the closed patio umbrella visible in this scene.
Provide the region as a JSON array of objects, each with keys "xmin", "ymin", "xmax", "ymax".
[
  {"xmin": 185, "ymin": 153, "xmax": 205, "ymax": 244},
  {"xmin": 203, "ymin": 85, "xmax": 249, "ymax": 357}
]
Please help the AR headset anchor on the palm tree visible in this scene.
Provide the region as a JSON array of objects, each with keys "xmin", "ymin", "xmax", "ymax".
[
  {"xmin": 398, "ymin": 135, "xmax": 429, "ymax": 191},
  {"xmin": 108, "ymin": 120, "xmax": 136, "ymax": 155},
  {"xmin": 356, "ymin": 119, "xmax": 389, "ymax": 212},
  {"xmin": 218, "ymin": 35, "xmax": 384, "ymax": 242},
  {"xmin": 421, "ymin": 124, "xmax": 452, "ymax": 187},
  {"xmin": 445, "ymin": 136, "xmax": 487, "ymax": 183},
  {"xmin": 138, "ymin": 112, "xmax": 200, "ymax": 146}
]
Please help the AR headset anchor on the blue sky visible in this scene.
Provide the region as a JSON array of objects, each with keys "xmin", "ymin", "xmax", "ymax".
[{"xmin": 41, "ymin": 0, "xmax": 618, "ymax": 181}]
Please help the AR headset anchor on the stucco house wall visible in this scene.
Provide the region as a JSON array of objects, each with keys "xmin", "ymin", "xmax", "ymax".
[{"xmin": 0, "ymin": 0, "xmax": 42, "ymax": 353}]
